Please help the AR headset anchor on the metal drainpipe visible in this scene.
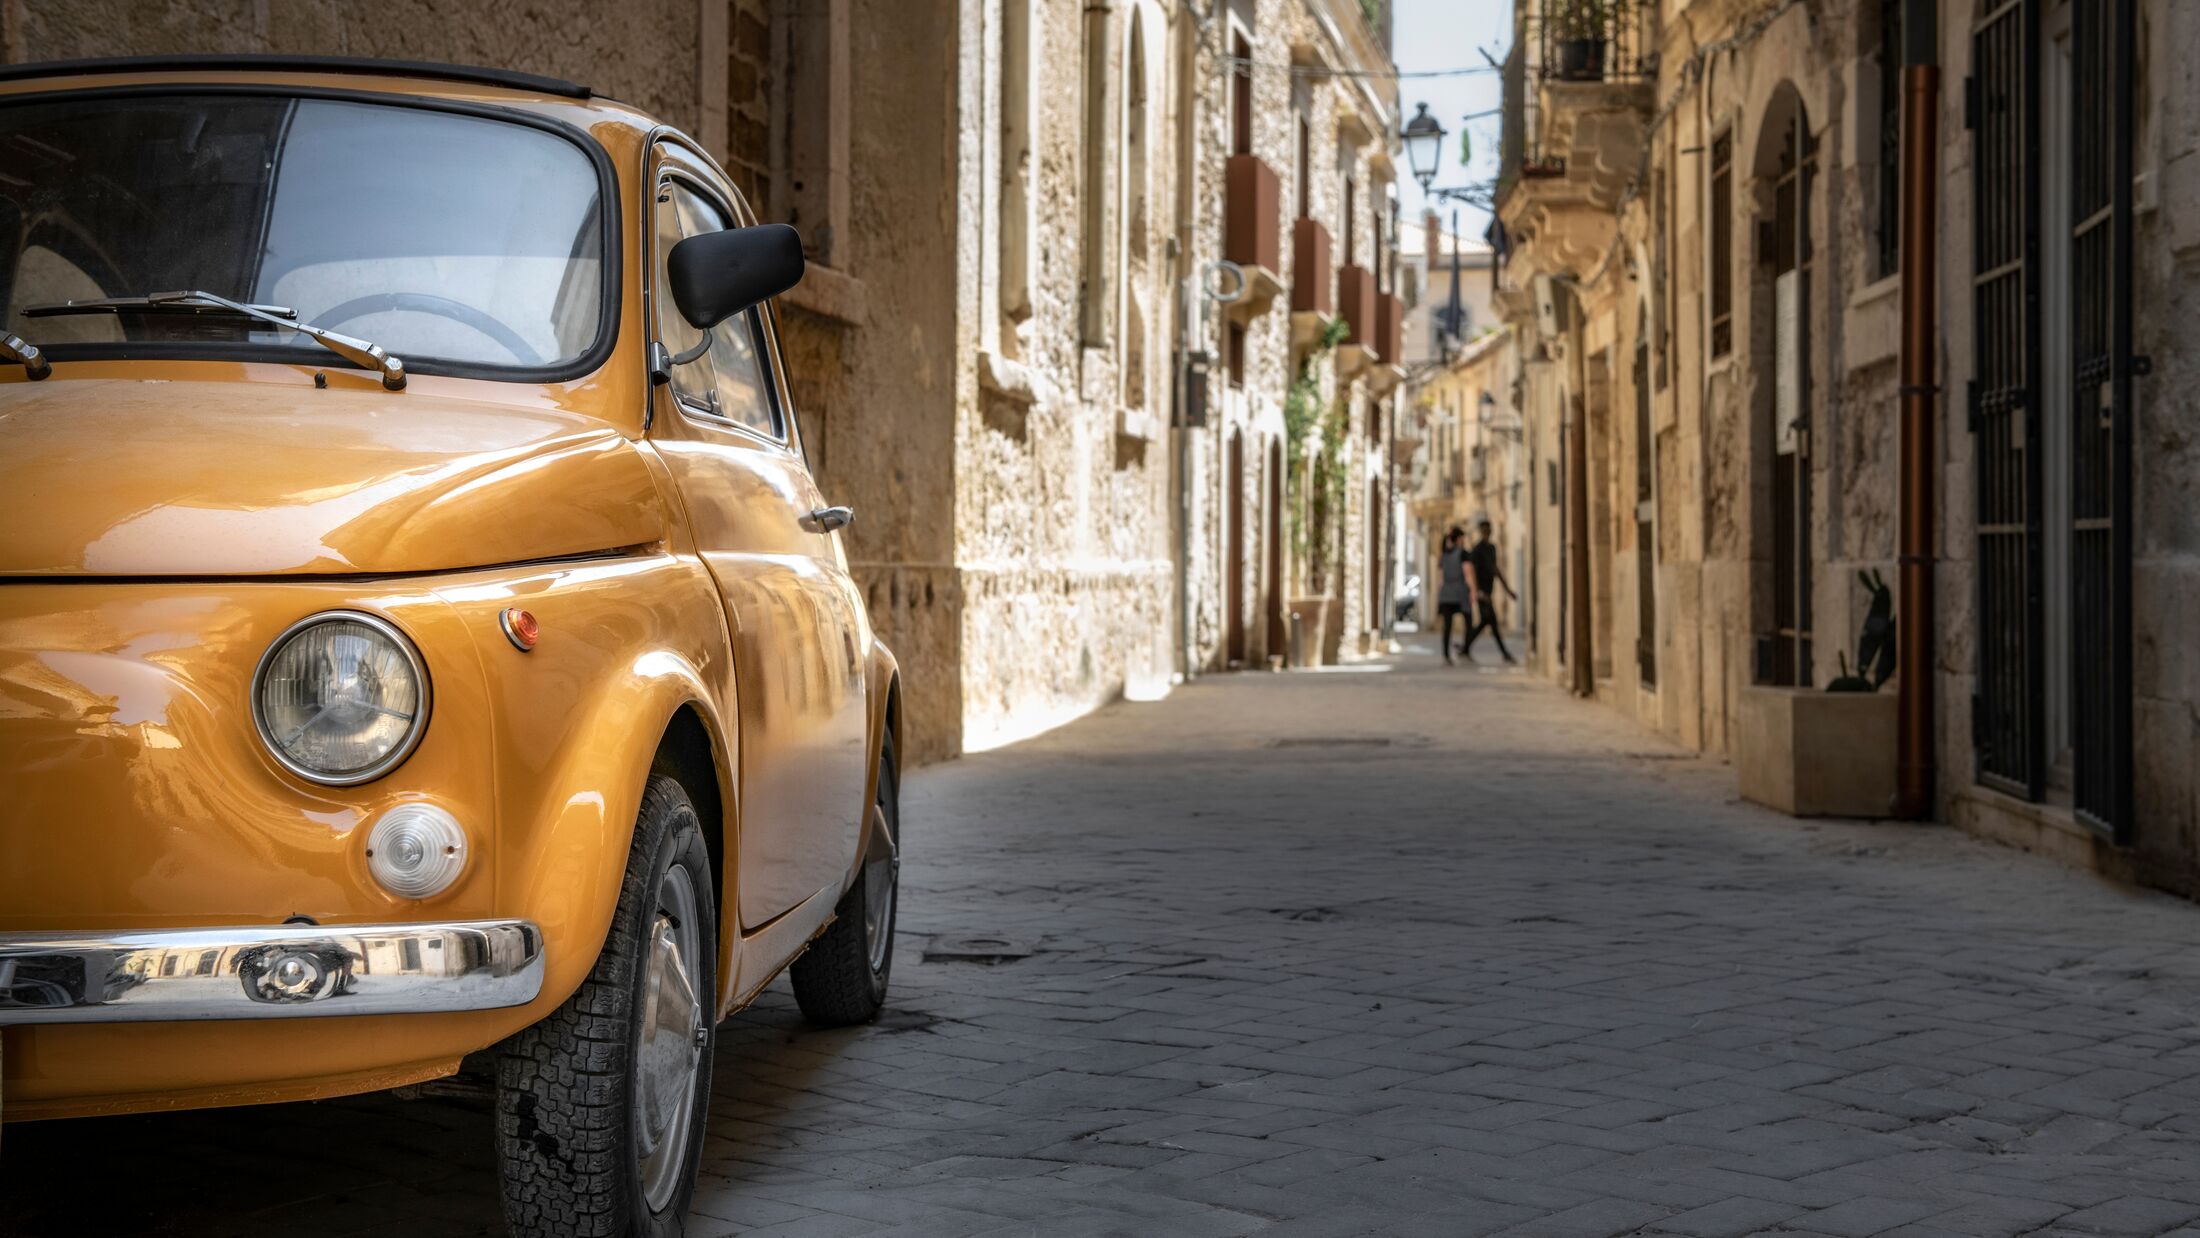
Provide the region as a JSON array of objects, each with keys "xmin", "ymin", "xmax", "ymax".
[{"xmin": 1894, "ymin": 0, "xmax": 1940, "ymax": 818}]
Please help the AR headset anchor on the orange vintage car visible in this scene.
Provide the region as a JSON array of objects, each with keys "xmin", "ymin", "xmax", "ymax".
[{"xmin": 0, "ymin": 55, "xmax": 903, "ymax": 1234}]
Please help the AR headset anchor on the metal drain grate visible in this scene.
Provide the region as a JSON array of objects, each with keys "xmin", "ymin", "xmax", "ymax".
[{"xmin": 922, "ymin": 935, "xmax": 1033, "ymax": 964}]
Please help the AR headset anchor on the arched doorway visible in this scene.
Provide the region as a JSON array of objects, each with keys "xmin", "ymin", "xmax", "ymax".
[
  {"xmin": 1758, "ymin": 88, "xmax": 1816, "ymax": 686},
  {"xmin": 1227, "ymin": 429, "xmax": 1246, "ymax": 667}
]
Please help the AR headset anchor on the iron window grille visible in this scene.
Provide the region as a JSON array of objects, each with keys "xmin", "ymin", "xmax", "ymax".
[{"xmin": 1875, "ymin": 0, "xmax": 1904, "ymax": 281}]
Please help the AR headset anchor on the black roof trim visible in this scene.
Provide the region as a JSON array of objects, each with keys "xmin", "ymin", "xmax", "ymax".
[{"xmin": 0, "ymin": 54, "xmax": 592, "ymax": 99}]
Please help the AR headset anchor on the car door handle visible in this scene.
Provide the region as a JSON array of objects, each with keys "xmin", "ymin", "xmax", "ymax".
[{"xmin": 805, "ymin": 505, "xmax": 855, "ymax": 533}]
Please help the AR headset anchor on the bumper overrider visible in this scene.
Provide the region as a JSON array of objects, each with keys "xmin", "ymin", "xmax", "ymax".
[{"xmin": 0, "ymin": 920, "xmax": 543, "ymax": 1024}]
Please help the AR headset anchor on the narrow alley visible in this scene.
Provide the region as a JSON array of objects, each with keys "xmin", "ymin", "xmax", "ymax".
[{"xmin": 13, "ymin": 645, "xmax": 2200, "ymax": 1237}]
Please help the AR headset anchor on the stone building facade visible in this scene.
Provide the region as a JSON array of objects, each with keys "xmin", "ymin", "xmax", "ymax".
[
  {"xmin": 1398, "ymin": 217, "xmax": 1497, "ymax": 369},
  {"xmin": 0, "ymin": 0, "xmax": 1404, "ymax": 762},
  {"xmin": 1488, "ymin": 0, "xmax": 2200, "ymax": 892},
  {"xmin": 1177, "ymin": 0, "xmax": 1409, "ymax": 676}
]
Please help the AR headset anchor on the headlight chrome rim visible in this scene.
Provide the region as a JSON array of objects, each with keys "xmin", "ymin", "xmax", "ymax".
[{"xmin": 251, "ymin": 609, "xmax": 432, "ymax": 787}]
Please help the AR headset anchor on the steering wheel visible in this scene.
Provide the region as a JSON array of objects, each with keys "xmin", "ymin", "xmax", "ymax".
[{"xmin": 313, "ymin": 292, "xmax": 546, "ymax": 367}]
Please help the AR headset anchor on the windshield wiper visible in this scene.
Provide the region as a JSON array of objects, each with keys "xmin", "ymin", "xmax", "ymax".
[
  {"xmin": 26, "ymin": 290, "xmax": 407, "ymax": 391},
  {"xmin": 1, "ymin": 331, "xmax": 49, "ymax": 381}
]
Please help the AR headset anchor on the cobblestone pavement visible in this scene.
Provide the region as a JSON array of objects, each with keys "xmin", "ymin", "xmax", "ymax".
[{"xmin": 15, "ymin": 639, "xmax": 2200, "ymax": 1237}]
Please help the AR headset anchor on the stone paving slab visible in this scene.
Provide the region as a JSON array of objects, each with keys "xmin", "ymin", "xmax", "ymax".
[{"xmin": 12, "ymin": 638, "xmax": 2200, "ymax": 1236}]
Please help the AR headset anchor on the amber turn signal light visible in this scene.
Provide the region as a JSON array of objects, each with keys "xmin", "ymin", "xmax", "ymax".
[{"xmin": 499, "ymin": 607, "xmax": 539, "ymax": 652}]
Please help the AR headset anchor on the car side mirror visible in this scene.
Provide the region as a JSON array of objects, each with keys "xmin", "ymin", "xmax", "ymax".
[{"xmin": 666, "ymin": 224, "xmax": 805, "ymax": 330}]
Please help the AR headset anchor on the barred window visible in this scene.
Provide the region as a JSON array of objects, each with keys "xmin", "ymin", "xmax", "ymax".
[{"xmin": 1875, "ymin": 0, "xmax": 1903, "ymax": 280}]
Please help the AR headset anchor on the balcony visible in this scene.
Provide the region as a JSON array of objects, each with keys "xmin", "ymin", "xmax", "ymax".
[
  {"xmin": 1225, "ymin": 154, "xmax": 1284, "ymax": 317},
  {"xmin": 1335, "ymin": 263, "xmax": 1376, "ymax": 374},
  {"xmin": 1533, "ymin": 0, "xmax": 1655, "ymax": 86},
  {"xmin": 1493, "ymin": 1, "xmax": 1657, "ymax": 284},
  {"xmin": 1290, "ymin": 218, "xmax": 1333, "ymax": 349}
]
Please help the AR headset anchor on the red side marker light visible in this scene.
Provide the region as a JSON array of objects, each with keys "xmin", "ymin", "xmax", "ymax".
[{"xmin": 500, "ymin": 608, "xmax": 540, "ymax": 652}]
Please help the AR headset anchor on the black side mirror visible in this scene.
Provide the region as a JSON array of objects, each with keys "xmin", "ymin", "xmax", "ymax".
[{"xmin": 667, "ymin": 224, "xmax": 804, "ymax": 329}]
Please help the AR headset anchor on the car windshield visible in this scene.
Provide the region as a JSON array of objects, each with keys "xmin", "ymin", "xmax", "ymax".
[{"xmin": 0, "ymin": 93, "xmax": 607, "ymax": 377}]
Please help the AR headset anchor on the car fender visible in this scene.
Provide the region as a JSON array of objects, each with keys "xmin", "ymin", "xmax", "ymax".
[{"xmin": 431, "ymin": 553, "xmax": 744, "ymax": 1020}]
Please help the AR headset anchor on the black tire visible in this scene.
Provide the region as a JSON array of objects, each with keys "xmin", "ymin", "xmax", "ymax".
[
  {"xmin": 789, "ymin": 728, "xmax": 899, "ymax": 1026},
  {"xmin": 496, "ymin": 775, "xmax": 717, "ymax": 1238}
]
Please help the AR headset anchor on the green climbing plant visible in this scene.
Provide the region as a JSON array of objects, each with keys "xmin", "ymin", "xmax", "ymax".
[
  {"xmin": 1284, "ymin": 315, "xmax": 1352, "ymax": 590},
  {"xmin": 1307, "ymin": 396, "xmax": 1350, "ymax": 597}
]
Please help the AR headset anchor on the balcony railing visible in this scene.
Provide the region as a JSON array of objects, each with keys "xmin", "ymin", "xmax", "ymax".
[{"xmin": 1533, "ymin": 0, "xmax": 1656, "ymax": 84}]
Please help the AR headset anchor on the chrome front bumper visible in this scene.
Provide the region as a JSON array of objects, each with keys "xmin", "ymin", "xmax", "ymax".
[{"xmin": 0, "ymin": 920, "xmax": 543, "ymax": 1024}]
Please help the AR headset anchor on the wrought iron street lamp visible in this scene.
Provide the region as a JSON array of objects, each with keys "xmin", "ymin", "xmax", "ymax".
[
  {"xmin": 1402, "ymin": 103, "xmax": 1446, "ymax": 193},
  {"xmin": 1404, "ymin": 102, "xmax": 1498, "ymax": 210}
]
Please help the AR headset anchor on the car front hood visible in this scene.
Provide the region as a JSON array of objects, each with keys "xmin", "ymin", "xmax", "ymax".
[{"xmin": 0, "ymin": 377, "xmax": 668, "ymax": 577}]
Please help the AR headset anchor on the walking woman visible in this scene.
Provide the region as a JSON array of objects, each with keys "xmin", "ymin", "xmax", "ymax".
[{"xmin": 1436, "ymin": 526, "xmax": 1476, "ymax": 666}]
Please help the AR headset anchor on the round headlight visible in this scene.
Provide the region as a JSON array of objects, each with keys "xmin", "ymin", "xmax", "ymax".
[{"xmin": 253, "ymin": 611, "xmax": 430, "ymax": 785}]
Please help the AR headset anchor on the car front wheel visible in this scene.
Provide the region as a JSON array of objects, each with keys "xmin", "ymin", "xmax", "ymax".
[{"xmin": 496, "ymin": 774, "xmax": 717, "ymax": 1238}]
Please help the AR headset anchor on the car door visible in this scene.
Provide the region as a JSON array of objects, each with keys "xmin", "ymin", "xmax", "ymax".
[{"xmin": 644, "ymin": 140, "xmax": 870, "ymax": 929}]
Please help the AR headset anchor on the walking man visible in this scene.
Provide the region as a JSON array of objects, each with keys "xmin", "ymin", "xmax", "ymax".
[
  {"xmin": 1461, "ymin": 520, "xmax": 1517, "ymax": 665},
  {"xmin": 1435, "ymin": 526, "xmax": 1475, "ymax": 666}
]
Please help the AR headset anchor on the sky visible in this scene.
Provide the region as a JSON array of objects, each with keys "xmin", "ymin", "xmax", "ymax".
[{"xmin": 1390, "ymin": 0, "xmax": 1513, "ymax": 242}]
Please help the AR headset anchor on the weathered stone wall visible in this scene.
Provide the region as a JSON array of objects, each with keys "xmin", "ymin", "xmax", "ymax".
[
  {"xmin": 1177, "ymin": 0, "xmax": 1400, "ymax": 674},
  {"xmin": 1500, "ymin": 0, "xmax": 2200, "ymax": 893},
  {"xmin": 832, "ymin": 0, "xmax": 962, "ymax": 761},
  {"xmin": 1499, "ymin": 0, "xmax": 1887, "ymax": 752},
  {"xmin": 1928, "ymin": 0, "xmax": 2200, "ymax": 891},
  {"xmin": 2123, "ymin": 0, "xmax": 2200, "ymax": 888},
  {"xmin": 947, "ymin": 0, "xmax": 1176, "ymax": 746},
  {"xmin": 2, "ymin": 0, "xmax": 704, "ymax": 129}
]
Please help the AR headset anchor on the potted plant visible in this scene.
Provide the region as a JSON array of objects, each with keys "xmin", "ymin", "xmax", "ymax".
[
  {"xmin": 1739, "ymin": 570, "xmax": 1901, "ymax": 818},
  {"xmin": 1550, "ymin": 0, "xmax": 1611, "ymax": 81}
]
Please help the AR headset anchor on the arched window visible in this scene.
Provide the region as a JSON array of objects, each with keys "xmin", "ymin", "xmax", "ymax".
[{"xmin": 1753, "ymin": 86, "xmax": 1815, "ymax": 686}]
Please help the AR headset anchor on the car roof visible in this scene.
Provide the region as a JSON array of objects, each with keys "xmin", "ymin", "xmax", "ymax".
[{"xmin": 0, "ymin": 54, "xmax": 593, "ymax": 100}]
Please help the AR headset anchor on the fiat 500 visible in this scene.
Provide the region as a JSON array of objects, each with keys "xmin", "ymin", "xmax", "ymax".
[{"xmin": 0, "ymin": 55, "xmax": 904, "ymax": 1235}]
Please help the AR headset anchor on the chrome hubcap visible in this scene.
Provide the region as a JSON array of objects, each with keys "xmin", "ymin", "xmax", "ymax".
[
  {"xmin": 634, "ymin": 864, "xmax": 703, "ymax": 1214},
  {"xmin": 863, "ymin": 801, "xmax": 899, "ymax": 973}
]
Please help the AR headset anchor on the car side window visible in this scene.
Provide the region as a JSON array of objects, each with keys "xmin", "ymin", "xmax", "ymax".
[{"xmin": 652, "ymin": 178, "xmax": 781, "ymax": 440}]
